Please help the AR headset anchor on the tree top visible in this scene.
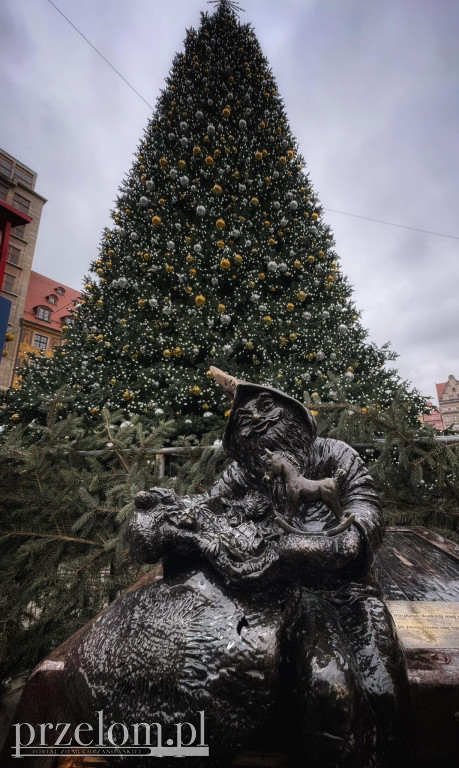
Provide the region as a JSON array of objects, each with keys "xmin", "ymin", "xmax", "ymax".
[{"xmin": 208, "ymin": 0, "xmax": 245, "ymax": 17}]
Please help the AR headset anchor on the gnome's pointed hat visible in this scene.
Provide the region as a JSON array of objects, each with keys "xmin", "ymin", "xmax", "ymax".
[{"xmin": 210, "ymin": 367, "xmax": 317, "ymax": 452}]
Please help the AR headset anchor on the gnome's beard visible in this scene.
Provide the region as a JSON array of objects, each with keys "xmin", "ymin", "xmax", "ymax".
[{"xmin": 232, "ymin": 411, "xmax": 312, "ymax": 480}]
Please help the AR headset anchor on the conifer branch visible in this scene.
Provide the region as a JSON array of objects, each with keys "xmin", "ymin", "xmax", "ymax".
[
  {"xmin": 0, "ymin": 530, "xmax": 101, "ymax": 547},
  {"xmin": 103, "ymin": 413, "xmax": 130, "ymax": 473}
]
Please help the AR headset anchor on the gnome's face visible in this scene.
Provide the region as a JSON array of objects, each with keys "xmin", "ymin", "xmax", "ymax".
[
  {"xmin": 232, "ymin": 392, "xmax": 309, "ymax": 475},
  {"xmin": 235, "ymin": 392, "xmax": 283, "ymax": 439}
]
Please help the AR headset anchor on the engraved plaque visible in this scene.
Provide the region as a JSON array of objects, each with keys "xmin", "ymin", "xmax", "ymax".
[{"xmin": 387, "ymin": 601, "xmax": 459, "ymax": 649}]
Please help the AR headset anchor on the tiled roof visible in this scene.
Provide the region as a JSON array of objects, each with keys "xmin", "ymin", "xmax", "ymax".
[
  {"xmin": 436, "ymin": 382, "xmax": 446, "ymax": 401},
  {"xmin": 23, "ymin": 271, "xmax": 81, "ymax": 332}
]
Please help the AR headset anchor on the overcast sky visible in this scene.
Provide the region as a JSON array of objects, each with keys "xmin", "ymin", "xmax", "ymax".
[{"xmin": 1, "ymin": 0, "xmax": 458, "ymax": 404}]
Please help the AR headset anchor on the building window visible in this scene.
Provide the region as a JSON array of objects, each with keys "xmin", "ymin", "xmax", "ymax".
[
  {"xmin": 0, "ymin": 181, "xmax": 9, "ymax": 201},
  {"xmin": 55, "ymin": 286, "xmax": 65, "ymax": 295},
  {"xmin": 12, "ymin": 224, "xmax": 25, "ymax": 239},
  {"xmin": 7, "ymin": 245, "xmax": 20, "ymax": 265},
  {"xmin": 3, "ymin": 273, "xmax": 15, "ymax": 293},
  {"xmin": 33, "ymin": 334, "xmax": 48, "ymax": 350},
  {"xmin": 13, "ymin": 192, "xmax": 30, "ymax": 215},
  {"xmin": 36, "ymin": 306, "xmax": 51, "ymax": 321},
  {"xmin": 47, "ymin": 294, "xmax": 58, "ymax": 305},
  {"xmin": 63, "ymin": 315, "xmax": 75, "ymax": 326},
  {"xmin": 0, "ymin": 155, "xmax": 13, "ymax": 178},
  {"xmin": 13, "ymin": 166, "xmax": 34, "ymax": 189}
]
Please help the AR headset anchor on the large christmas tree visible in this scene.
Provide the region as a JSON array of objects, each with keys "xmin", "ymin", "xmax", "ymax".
[{"xmin": 4, "ymin": 0, "xmax": 424, "ymax": 430}]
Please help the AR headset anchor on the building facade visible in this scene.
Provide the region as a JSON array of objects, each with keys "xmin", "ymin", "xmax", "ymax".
[
  {"xmin": 0, "ymin": 149, "xmax": 47, "ymax": 388},
  {"xmin": 13, "ymin": 271, "xmax": 81, "ymax": 386},
  {"xmin": 437, "ymin": 375, "xmax": 459, "ymax": 431},
  {"xmin": 420, "ymin": 402, "xmax": 444, "ymax": 431}
]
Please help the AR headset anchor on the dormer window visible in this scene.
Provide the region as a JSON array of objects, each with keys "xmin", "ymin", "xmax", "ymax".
[
  {"xmin": 47, "ymin": 294, "xmax": 58, "ymax": 305},
  {"xmin": 62, "ymin": 315, "xmax": 75, "ymax": 326},
  {"xmin": 36, "ymin": 306, "xmax": 51, "ymax": 321},
  {"xmin": 55, "ymin": 286, "xmax": 65, "ymax": 296}
]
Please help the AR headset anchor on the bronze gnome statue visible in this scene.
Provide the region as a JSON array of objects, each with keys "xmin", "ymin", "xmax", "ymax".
[{"xmin": 64, "ymin": 369, "xmax": 412, "ymax": 767}]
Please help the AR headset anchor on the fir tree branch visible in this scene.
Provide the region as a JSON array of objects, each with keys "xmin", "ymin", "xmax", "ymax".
[
  {"xmin": 34, "ymin": 468, "xmax": 42, "ymax": 490},
  {"xmin": 316, "ymin": 402, "xmax": 428, "ymax": 456},
  {"xmin": 103, "ymin": 414, "xmax": 130, "ymax": 473},
  {"xmin": 0, "ymin": 530, "xmax": 101, "ymax": 547}
]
